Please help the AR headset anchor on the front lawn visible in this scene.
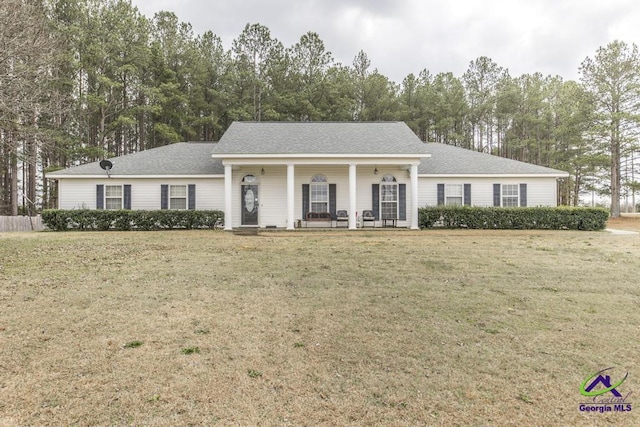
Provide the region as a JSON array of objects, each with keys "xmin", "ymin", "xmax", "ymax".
[{"xmin": 1, "ymin": 229, "xmax": 639, "ymax": 425}]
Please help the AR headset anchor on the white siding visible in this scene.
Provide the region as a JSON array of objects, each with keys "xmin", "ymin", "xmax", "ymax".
[
  {"xmin": 231, "ymin": 165, "xmax": 415, "ymax": 228},
  {"xmin": 57, "ymin": 178, "xmax": 224, "ymax": 210},
  {"xmin": 57, "ymin": 174, "xmax": 559, "ymax": 229},
  {"xmin": 418, "ymin": 177, "xmax": 558, "ymax": 207},
  {"xmin": 58, "ymin": 179, "xmax": 98, "ymax": 209}
]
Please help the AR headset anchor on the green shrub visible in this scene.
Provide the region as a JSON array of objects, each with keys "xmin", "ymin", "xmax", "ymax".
[
  {"xmin": 42, "ymin": 209, "xmax": 224, "ymax": 231},
  {"xmin": 418, "ymin": 206, "xmax": 609, "ymax": 231}
]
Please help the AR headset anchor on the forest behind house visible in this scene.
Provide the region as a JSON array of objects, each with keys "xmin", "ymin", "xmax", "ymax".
[{"xmin": 2, "ymin": 0, "xmax": 640, "ymax": 217}]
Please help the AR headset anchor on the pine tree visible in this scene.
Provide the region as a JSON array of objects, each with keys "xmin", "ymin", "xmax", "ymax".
[{"xmin": 580, "ymin": 40, "xmax": 640, "ymax": 217}]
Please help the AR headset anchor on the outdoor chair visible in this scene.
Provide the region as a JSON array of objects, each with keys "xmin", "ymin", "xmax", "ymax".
[
  {"xmin": 336, "ymin": 210, "xmax": 348, "ymax": 227},
  {"xmin": 361, "ymin": 210, "xmax": 376, "ymax": 227}
]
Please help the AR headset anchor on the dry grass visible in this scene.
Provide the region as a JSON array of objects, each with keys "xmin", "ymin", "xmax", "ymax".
[
  {"xmin": 1, "ymin": 227, "xmax": 640, "ymax": 426},
  {"xmin": 608, "ymin": 216, "xmax": 640, "ymax": 231}
]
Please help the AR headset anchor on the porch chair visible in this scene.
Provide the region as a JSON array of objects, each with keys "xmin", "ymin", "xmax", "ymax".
[
  {"xmin": 335, "ymin": 210, "xmax": 349, "ymax": 227},
  {"xmin": 361, "ymin": 210, "xmax": 376, "ymax": 228}
]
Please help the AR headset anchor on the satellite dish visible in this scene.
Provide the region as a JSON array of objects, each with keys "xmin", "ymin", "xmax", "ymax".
[
  {"xmin": 99, "ymin": 159, "xmax": 113, "ymax": 177},
  {"xmin": 100, "ymin": 160, "xmax": 113, "ymax": 170}
]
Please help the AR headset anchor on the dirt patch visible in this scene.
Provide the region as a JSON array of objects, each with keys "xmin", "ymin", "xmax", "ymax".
[{"xmin": 608, "ymin": 216, "xmax": 640, "ymax": 231}]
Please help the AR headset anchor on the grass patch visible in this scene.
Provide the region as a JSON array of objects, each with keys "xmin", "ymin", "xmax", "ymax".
[
  {"xmin": 247, "ymin": 369, "xmax": 263, "ymax": 379},
  {"xmin": 1, "ymin": 229, "xmax": 640, "ymax": 425},
  {"xmin": 181, "ymin": 346, "xmax": 200, "ymax": 355},
  {"xmin": 123, "ymin": 340, "xmax": 143, "ymax": 349},
  {"xmin": 518, "ymin": 393, "xmax": 534, "ymax": 404}
]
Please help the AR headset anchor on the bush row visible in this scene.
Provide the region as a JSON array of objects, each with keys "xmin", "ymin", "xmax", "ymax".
[
  {"xmin": 42, "ymin": 209, "xmax": 224, "ymax": 231},
  {"xmin": 418, "ymin": 206, "xmax": 609, "ymax": 231}
]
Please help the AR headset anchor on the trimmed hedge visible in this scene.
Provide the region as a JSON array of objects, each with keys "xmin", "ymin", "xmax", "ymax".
[
  {"xmin": 42, "ymin": 209, "xmax": 224, "ymax": 231},
  {"xmin": 418, "ymin": 206, "xmax": 609, "ymax": 231}
]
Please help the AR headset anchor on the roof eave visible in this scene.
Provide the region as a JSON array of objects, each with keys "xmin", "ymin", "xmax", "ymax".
[
  {"xmin": 46, "ymin": 174, "xmax": 224, "ymax": 179},
  {"xmin": 418, "ymin": 173, "xmax": 569, "ymax": 178}
]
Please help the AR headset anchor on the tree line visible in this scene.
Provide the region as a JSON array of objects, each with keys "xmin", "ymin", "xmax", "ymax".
[{"xmin": 1, "ymin": 0, "xmax": 639, "ymax": 216}]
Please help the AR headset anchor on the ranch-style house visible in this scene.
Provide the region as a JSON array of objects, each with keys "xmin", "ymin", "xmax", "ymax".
[{"xmin": 46, "ymin": 121, "xmax": 569, "ymax": 229}]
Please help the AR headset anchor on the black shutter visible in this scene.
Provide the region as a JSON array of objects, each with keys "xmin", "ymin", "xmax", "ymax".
[
  {"xmin": 437, "ymin": 183, "xmax": 445, "ymax": 205},
  {"xmin": 96, "ymin": 185, "xmax": 104, "ymax": 210},
  {"xmin": 329, "ymin": 183, "xmax": 336, "ymax": 219},
  {"xmin": 520, "ymin": 183, "xmax": 527, "ymax": 207},
  {"xmin": 124, "ymin": 185, "xmax": 131, "ymax": 210},
  {"xmin": 464, "ymin": 184, "xmax": 471, "ymax": 206},
  {"xmin": 302, "ymin": 184, "xmax": 309, "ymax": 219},
  {"xmin": 399, "ymin": 184, "xmax": 406, "ymax": 221},
  {"xmin": 372, "ymin": 184, "xmax": 380, "ymax": 220},
  {"xmin": 493, "ymin": 184, "xmax": 501, "ymax": 207},
  {"xmin": 161, "ymin": 185, "xmax": 168, "ymax": 209},
  {"xmin": 188, "ymin": 184, "xmax": 196, "ymax": 210}
]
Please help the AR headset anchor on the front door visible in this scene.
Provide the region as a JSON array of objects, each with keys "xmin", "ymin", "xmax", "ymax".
[{"xmin": 241, "ymin": 184, "xmax": 259, "ymax": 225}]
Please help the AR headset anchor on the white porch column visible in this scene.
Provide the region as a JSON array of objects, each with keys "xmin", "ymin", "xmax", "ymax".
[
  {"xmin": 349, "ymin": 163, "xmax": 357, "ymax": 229},
  {"xmin": 224, "ymin": 164, "xmax": 233, "ymax": 231},
  {"xmin": 287, "ymin": 163, "xmax": 295, "ymax": 230},
  {"xmin": 410, "ymin": 164, "xmax": 419, "ymax": 229}
]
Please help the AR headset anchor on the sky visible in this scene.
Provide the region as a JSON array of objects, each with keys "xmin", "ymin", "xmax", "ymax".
[{"xmin": 129, "ymin": 0, "xmax": 640, "ymax": 84}]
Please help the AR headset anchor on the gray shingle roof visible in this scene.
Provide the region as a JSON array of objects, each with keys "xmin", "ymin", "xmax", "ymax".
[
  {"xmin": 47, "ymin": 128, "xmax": 569, "ymax": 179},
  {"xmin": 47, "ymin": 142, "xmax": 223, "ymax": 177},
  {"xmin": 420, "ymin": 143, "xmax": 568, "ymax": 176},
  {"xmin": 211, "ymin": 121, "xmax": 429, "ymax": 155}
]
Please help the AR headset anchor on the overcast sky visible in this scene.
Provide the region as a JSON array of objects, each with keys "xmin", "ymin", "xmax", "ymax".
[{"xmin": 129, "ymin": 0, "xmax": 640, "ymax": 84}]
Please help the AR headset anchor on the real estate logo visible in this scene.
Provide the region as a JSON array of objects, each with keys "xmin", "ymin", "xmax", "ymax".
[{"xmin": 579, "ymin": 367, "xmax": 632, "ymax": 413}]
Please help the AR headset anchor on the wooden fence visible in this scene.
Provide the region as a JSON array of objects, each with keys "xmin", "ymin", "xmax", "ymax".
[{"xmin": 0, "ymin": 215, "xmax": 45, "ymax": 232}]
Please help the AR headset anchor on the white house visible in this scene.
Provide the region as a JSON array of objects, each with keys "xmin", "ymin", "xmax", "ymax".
[{"xmin": 46, "ymin": 121, "xmax": 569, "ymax": 230}]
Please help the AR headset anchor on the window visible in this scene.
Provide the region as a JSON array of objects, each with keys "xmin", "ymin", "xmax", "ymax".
[
  {"xmin": 169, "ymin": 185, "xmax": 187, "ymax": 210},
  {"xmin": 105, "ymin": 185, "xmax": 122, "ymax": 210},
  {"xmin": 380, "ymin": 175, "xmax": 398, "ymax": 219},
  {"xmin": 161, "ymin": 184, "xmax": 195, "ymax": 210},
  {"xmin": 502, "ymin": 184, "xmax": 519, "ymax": 207},
  {"xmin": 310, "ymin": 175, "xmax": 328, "ymax": 213},
  {"xmin": 445, "ymin": 184, "xmax": 463, "ymax": 205}
]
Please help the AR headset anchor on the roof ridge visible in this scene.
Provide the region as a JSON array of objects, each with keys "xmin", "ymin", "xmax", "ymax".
[{"xmin": 233, "ymin": 121, "xmax": 404, "ymax": 124}]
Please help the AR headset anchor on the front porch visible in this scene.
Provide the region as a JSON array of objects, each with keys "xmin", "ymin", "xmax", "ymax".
[{"xmin": 222, "ymin": 161, "xmax": 420, "ymax": 230}]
